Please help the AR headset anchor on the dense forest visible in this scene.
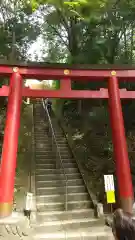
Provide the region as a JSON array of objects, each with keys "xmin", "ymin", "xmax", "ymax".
[{"xmin": 1, "ymin": 0, "xmax": 135, "ymax": 206}]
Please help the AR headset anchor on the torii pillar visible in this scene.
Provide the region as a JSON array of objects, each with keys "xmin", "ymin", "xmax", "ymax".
[
  {"xmin": 108, "ymin": 71, "xmax": 133, "ymax": 213},
  {"xmin": 0, "ymin": 68, "xmax": 22, "ymax": 217}
]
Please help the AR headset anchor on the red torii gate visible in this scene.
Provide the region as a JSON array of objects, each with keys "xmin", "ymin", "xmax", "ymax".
[{"xmin": 0, "ymin": 63, "xmax": 134, "ymax": 217}]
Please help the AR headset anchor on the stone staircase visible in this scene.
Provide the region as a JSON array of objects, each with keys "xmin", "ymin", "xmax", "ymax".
[{"xmin": 32, "ymin": 101, "xmax": 113, "ymax": 240}]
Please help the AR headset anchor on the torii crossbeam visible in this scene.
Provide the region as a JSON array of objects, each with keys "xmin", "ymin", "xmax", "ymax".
[{"xmin": 0, "ymin": 62, "xmax": 134, "ymax": 217}]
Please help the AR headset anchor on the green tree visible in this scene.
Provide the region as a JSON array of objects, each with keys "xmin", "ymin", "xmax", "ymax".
[{"xmin": 0, "ymin": 0, "xmax": 40, "ymax": 61}]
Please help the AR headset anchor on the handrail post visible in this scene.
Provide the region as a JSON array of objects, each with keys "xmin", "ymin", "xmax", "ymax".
[{"xmin": 29, "ymin": 102, "xmax": 37, "ymax": 223}]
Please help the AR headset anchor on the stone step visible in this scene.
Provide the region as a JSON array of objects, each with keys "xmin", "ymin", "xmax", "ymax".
[
  {"xmin": 57, "ymin": 147, "xmax": 69, "ymax": 150},
  {"xmin": 35, "ymin": 218, "xmax": 103, "ymax": 230},
  {"xmin": 36, "ymin": 168, "xmax": 79, "ymax": 174},
  {"xmin": 34, "ymin": 112, "xmax": 44, "ymax": 114},
  {"xmin": 54, "ymin": 145, "xmax": 69, "ymax": 149},
  {"xmin": 35, "ymin": 148, "xmax": 51, "ymax": 152},
  {"xmin": 56, "ymin": 143, "xmax": 68, "ymax": 146},
  {"xmin": 53, "ymin": 150, "xmax": 72, "ymax": 154},
  {"xmin": 53, "ymin": 134, "xmax": 64, "ymax": 136},
  {"xmin": 60, "ymin": 163, "xmax": 77, "ymax": 168},
  {"xmin": 58, "ymin": 153, "xmax": 72, "ymax": 156},
  {"xmin": 36, "ymin": 159, "xmax": 75, "ymax": 164},
  {"xmin": 35, "ymin": 146, "xmax": 51, "ymax": 149},
  {"xmin": 33, "ymin": 131, "xmax": 47, "ymax": 135},
  {"xmin": 34, "ymin": 133, "xmax": 64, "ymax": 137},
  {"xmin": 34, "ymin": 138, "xmax": 50, "ymax": 141},
  {"xmin": 36, "ymin": 163, "xmax": 77, "ymax": 169},
  {"xmin": 35, "ymin": 151, "xmax": 70, "ymax": 155},
  {"xmin": 36, "ymin": 173, "xmax": 81, "ymax": 181},
  {"xmin": 34, "ymin": 136, "xmax": 47, "ymax": 139},
  {"xmin": 34, "ymin": 121, "xmax": 46, "ymax": 124},
  {"xmin": 34, "ymin": 117, "xmax": 44, "ymax": 119},
  {"xmin": 57, "ymin": 146, "xmax": 69, "ymax": 150},
  {"xmin": 34, "ymin": 132, "xmax": 46, "ymax": 135},
  {"xmin": 35, "ymin": 139, "xmax": 51, "ymax": 142},
  {"xmin": 33, "ymin": 128, "xmax": 45, "ymax": 133},
  {"xmin": 37, "ymin": 209, "xmax": 95, "ymax": 222},
  {"xmin": 34, "ymin": 120, "xmax": 45, "ymax": 123},
  {"xmin": 34, "ymin": 136, "xmax": 50, "ymax": 139},
  {"xmin": 33, "ymin": 226, "xmax": 113, "ymax": 239},
  {"xmin": 54, "ymin": 140, "xmax": 67, "ymax": 143},
  {"xmin": 35, "ymin": 155, "xmax": 56, "ymax": 159},
  {"xmin": 35, "ymin": 145, "xmax": 51, "ymax": 148},
  {"xmin": 35, "ymin": 148, "xmax": 70, "ymax": 153},
  {"xmin": 36, "ymin": 155, "xmax": 72, "ymax": 160},
  {"xmin": 35, "ymin": 156, "xmax": 57, "ymax": 160},
  {"xmin": 34, "ymin": 135, "xmax": 49, "ymax": 137},
  {"xmin": 36, "ymin": 202, "xmax": 65, "ymax": 212},
  {"xmin": 34, "ymin": 122, "xmax": 46, "ymax": 125},
  {"xmin": 34, "ymin": 129, "xmax": 47, "ymax": 131},
  {"xmin": 36, "ymin": 156, "xmax": 72, "ymax": 161},
  {"xmin": 36, "ymin": 163, "xmax": 56, "ymax": 169},
  {"xmin": 57, "ymin": 155, "xmax": 72, "ymax": 159},
  {"xmin": 36, "ymin": 192, "xmax": 90, "ymax": 203},
  {"xmin": 35, "ymin": 150, "xmax": 56, "ymax": 154},
  {"xmin": 36, "ymin": 200, "xmax": 91, "ymax": 212},
  {"xmin": 35, "ymin": 154, "xmax": 56, "ymax": 158},
  {"xmin": 35, "ymin": 150, "xmax": 71, "ymax": 156},
  {"xmin": 34, "ymin": 122, "xmax": 45, "ymax": 125},
  {"xmin": 34, "ymin": 134, "xmax": 48, "ymax": 137},
  {"xmin": 34, "ymin": 121, "xmax": 45, "ymax": 123},
  {"xmin": 34, "ymin": 127, "xmax": 46, "ymax": 130},
  {"xmin": 35, "ymin": 142, "xmax": 50, "ymax": 145},
  {"xmin": 36, "ymin": 150, "xmax": 71, "ymax": 155},
  {"xmin": 54, "ymin": 134, "xmax": 65, "ymax": 137},
  {"xmin": 34, "ymin": 108, "xmax": 42, "ymax": 111},
  {"xmin": 34, "ymin": 114, "xmax": 43, "ymax": 117},
  {"xmin": 35, "ymin": 144, "xmax": 50, "ymax": 148},
  {"xmin": 36, "ymin": 185, "xmax": 87, "ymax": 195},
  {"xmin": 54, "ymin": 139, "xmax": 67, "ymax": 141},
  {"xmin": 36, "ymin": 179, "xmax": 84, "ymax": 187}
]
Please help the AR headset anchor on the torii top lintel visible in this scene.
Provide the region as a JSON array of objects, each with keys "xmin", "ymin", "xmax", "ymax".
[
  {"xmin": 1, "ymin": 62, "xmax": 135, "ymax": 80},
  {"xmin": 0, "ymin": 62, "xmax": 135, "ymax": 98}
]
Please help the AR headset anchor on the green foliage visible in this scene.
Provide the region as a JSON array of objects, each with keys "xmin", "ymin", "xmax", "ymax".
[
  {"xmin": 31, "ymin": 0, "xmax": 107, "ymax": 19},
  {"xmin": 31, "ymin": 0, "xmax": 64, "ymax": 10},
  {"xmin": 0, "ymin": 0, "xmax": 40, "ymax": 60},
  {"xmin": 64, "ymin": 0, "xmax": 107, "ymax": 19}
]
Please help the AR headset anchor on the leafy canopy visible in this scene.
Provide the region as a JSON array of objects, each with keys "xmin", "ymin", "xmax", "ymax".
[{"xmin": 31, "ymin": 0, "xmax": 107, "ymax": 18}]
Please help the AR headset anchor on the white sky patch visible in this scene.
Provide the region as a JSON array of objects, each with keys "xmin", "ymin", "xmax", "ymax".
[
  {"xmin": 27, "ymin": 35, "xmax": 53, "ymax": 86},
  {"xmin": 27, "ymin": 35, "xmax": 48, "ymax": 61},
  {"xmin": 25, "ymin": 79, "xmax": 40, "ymax": 87},
  {"xmin": 25, "ymin": 79, "xmax": 53, "ymax": 87}
]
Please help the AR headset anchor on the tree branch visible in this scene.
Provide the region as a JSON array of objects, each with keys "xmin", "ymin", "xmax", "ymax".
[
  {"xmin": 56, "ymin": 8, "xmax": 70, "ymax": 35},
  {"xmin": 49, "ymin": 24, "xmax": 69, "ymax": 49}
]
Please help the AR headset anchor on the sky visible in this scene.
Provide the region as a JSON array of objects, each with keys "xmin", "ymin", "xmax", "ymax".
[
  {"xmin": 26, "ymin": 36, "xmax": 53, "ymax": 86},
  {"xmin": 27, "ymin": 36, "xmax": 46, "ymax": 61}
]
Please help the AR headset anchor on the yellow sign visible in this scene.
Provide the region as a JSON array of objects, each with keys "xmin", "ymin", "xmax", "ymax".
[
  {"xmin": 106, "ymin": 191, "xmax": 116, "ymax": 204},
  {"xmin": 104, "ymin": 175, "xmax": 116, "ymax": 204}
]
